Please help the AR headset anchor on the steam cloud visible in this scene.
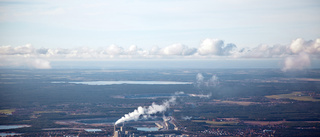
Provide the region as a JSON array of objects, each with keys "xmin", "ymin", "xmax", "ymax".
[
  {"xmin": 195, "ymin": 73, "xmax": 219, "ymax": 88},
  {"xmin": 282, "ymin": 53, "xmax": 310, "ymax": 72},
  {"xmin": 28, "ymin": 59, "xmax": 52, "ymax": 69},
  {"xmin": 280, "ymin": 38, "xmax": 319, "ymax": 72},
  {"xmin": 0, "ymin": 58, "xmax": 51, "ymax": 69},
  {"xmin": 193, "ymin": 73, "xmax": 219, "ymax": 98},
  {"xmin": 115, "ymin": 96, "xmax": 177, "ymax": 125},
  {"xmin": 195, "ymin": 73, "xmax": 204, "ymax": 88}
]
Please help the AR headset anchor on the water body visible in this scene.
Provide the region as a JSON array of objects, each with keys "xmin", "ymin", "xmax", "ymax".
[
  {"xmin": 84, "ymin": 129, "xmax": 102, "ymax": 132},
  {"xmin": 136, "ymin": 127, "xmax": 159, "ymax": 132},
  {"xmin": 0, "ymin": 125, "xmax": 30, "ymax": 130},
  {"xmin": 52, "ymin": 81, "xmax": 192, "ymax": 85},
  {"xmin": 125, "ymin": 93, "xmax": 188, "ymax": 99}
]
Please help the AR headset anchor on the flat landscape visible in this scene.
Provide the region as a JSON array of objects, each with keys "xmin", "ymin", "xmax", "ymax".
[
  {"xmin": 1, "ymin": 0, "xmax": 319, "ymax": 136},
  {"xmin": 0, "ymin": 69, "xmax": 320, "ymax": 136}
]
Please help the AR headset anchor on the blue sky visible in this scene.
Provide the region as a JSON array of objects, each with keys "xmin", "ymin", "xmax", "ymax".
[
  {"xmin": 1, "ymin": 0, "xmax": 319, "ymax": 49},
  {"xmin": 0, "ymin": 0, "xmax": 319, "ymax": 70}
]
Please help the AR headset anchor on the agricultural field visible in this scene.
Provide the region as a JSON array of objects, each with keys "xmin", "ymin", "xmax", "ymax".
[{"xmin": 266, "ymin": 92, "xmax": 320, "ymax": 102}]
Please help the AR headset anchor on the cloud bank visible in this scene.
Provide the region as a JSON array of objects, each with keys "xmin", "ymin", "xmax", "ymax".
[{"xmin": 0, "ymin": 38, "xmax": 319, "ymax": 70}]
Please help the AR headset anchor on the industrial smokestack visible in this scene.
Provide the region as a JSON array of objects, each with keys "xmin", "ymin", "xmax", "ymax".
[{"xmin": 113, "ymin": 124, "xmax": 117, "ymax": 137}]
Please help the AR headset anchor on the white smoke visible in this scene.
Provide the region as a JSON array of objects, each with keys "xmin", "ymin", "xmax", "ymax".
[
  {"xmin": 28, "ymin": 59, "xmax": 51, "ymax": 69},
  {"xmin": 195, "ymin": 73, "xmax": 219, "ymax": 88},
  {"xmin": 0, "ymin": 57, "xmax": 51, "ymax": 69},
  {"xmin": 207, "ymin": 75, "xmax": 219, "ymax": 87},
  {"xmin": 280, "ymin": 38, "xmax": 320, "ymax": 72},
  {"xmin": 175, "ymin": 91, "xmax": 185, "ymax": 95},
  {"xmin": 182, "ymin": 116, "xmax": 192, "ymax": 120},
  {"xmin": 115, "ymin": 96, "xmax": 176, "ymax": 125},
  {"xmin": 195, "ymin": 73, "xmax": 204, "ymax": 88},
  {"xmin": 282, "ymin": 53, "xmax": 311, "ymax": 72},
  {"xmin": 188, "ymin": 93, "xmax": 212, "ymax": 98}
]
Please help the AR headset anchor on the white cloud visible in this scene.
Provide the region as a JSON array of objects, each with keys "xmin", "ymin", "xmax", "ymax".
[
  {"xmin": 127, "ymin": 45, "xmax": 138, "ymax": 55},
  {"xmin": 161, "ymin": 43, "xmax": 196, "ymax": 56},
  {"xmin": 241, "ymin": 44, "xmax": 288, "ymax": 58},
  {"xmin": 198, "ymin": 39, "xmax": 223, "ymax": 55},
  {"xmin": 0, "ymin": 38, "xmax": 319, "ymax": 69},
  {"xmin": 198, "ymin": 39, "xmax": 236, "ymax": 56},
  {"xmin": 289, "ymin": 38, "xmax": 320, "ymax": 54},
  {"xmin": 1, "ymin": 38, "xmax": 319, "ymax": 59},
  {"xmin": 149, "ymin": 46, "xmax": 160, "ymax": 55},
  {"xmin": 240, "ymin": 38, "xmax": 320, "ymax": 58},
  {"xmin": 103, "ymin": 45, "xmax": 123, "ymax": 55},
  {"xmin": 0, "ymin": 44, "xmax": 34, "ymax": 55},
  {"xmin": 290, "ymin": 38, "xmax": 306, "ymax": 54}
]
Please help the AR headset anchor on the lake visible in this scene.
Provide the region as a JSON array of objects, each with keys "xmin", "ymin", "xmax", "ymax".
[
  {"xmin": 84, "ymin": 129, "xmax": 102, "ymax": 132},
  {"xmin": 0, "ymin": 125, "xmax": 30, "ymax": 130},
  {"xmin": 52, "ymin": 81, "xmax": 192, "ymax": 85},
  {"xmin": 136, "ymin": 127, "xmax": 159, "ymax": 132}
]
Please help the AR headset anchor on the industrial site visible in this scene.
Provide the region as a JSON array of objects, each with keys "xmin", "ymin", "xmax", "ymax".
[{"xmin": 1, "ymin": 69, "xmax": 320, "ymax": 136}]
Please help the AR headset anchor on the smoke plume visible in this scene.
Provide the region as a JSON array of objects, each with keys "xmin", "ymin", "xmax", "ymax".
[
  {"xmin": 195, "ymin": 73, "xmax": 219, "ymax": 88},
  {"xmin": 115, "ymin": 96, "xmax": 176, "ymax": 125},
  {"xmin": 282, "ymin": 53, "xmax": 311, "ymax": 72},
  {"xmin": 195, "ymin": 73, "xmax": 204, "ymax": 88},
  {"xmin": 28, "ymin": 59, "xmax": 52, "ymax": 69}
]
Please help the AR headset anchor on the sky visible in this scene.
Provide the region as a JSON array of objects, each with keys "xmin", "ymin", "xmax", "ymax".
[{"xmin": 0, "ymin": 0, "xmax": 319, "ymax": 70}]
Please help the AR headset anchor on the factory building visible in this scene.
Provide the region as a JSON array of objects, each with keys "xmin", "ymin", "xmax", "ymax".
[{"xmin": 114, "ymin": 125, "xmax": 135, "ymax": 137}]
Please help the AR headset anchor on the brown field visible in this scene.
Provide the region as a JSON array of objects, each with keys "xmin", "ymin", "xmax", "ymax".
[
  {"xmin": 244, "ymin": 120, "xmax": 320, "ymax": 126},
  {"xmin": 265, "ymin": 92, "xmax": 320, "ymax": 102},
  {"xmin": 295, "ymin": 78, "xmax": 320, "ymax": 82},
  {"xmin": 213, "ymin": 100, "xmax": 258, "ymax": 106},
  {"xmin": 33, "ymin": 110, "xmax": 64, "ymax": 114},
  {"xmin": 244, "ymin": 121, "xmax": 287, "ymax": 126},
  {"xmin": 192, "ymin": 120, "xmax": 238, "ymax": 125}
]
